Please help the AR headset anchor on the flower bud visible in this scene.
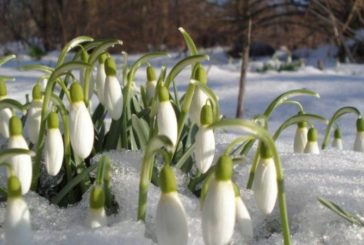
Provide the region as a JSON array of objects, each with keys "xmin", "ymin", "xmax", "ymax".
[{"xmin": 304, "ymin": 127, "xmax": 320, "ymax": 154}]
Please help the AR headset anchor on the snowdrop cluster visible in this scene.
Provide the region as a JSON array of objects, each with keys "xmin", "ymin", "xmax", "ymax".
[{"xmin": 353, "ymin": 118, "xmax": 364, "ymax": 152}]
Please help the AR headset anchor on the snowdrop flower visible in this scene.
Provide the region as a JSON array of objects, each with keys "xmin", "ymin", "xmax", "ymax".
[
  {"xmin": 157, "ymin": 85, "xmax": 177, "ymax": 148},
  {"xmin": 332, "ymin": 127, "xmax": 343, "ymax": 150},
  {"xmin": 25, "ymin": 83, "xmax": 42, "ymax": 144},
  {"xmin": 190, "ymin": 66, "xmax": 208, "ymax": 125},
  {"xmin": 304, "ymin": 127, "xmax": 320, "ymax": 154},
  {"xmin": 202, "ymin": 154, "xmax": 236, "ymax": 245},
  {"xmin": 194, "ymin": 103, "xmax": 215, "ymax": 173},
  {"xmin": 8, "ymin": 116, "xmax": 32, "ymax": 194},
  {"xmin": 5, "ymin": 176, "xmax": 32, "ymax": 245},
  {"xmin": 44, "ymin": 112, "xmax": 64, "ymax": 176},
  {"xmin": 0, "ymin": 80, "xmax": 12, "ymax": 138},
  {"xmin": 353, "ymin": 118, "xmax": 364, "ymax": 152},
  {"xmin": 233, "ymin": 183, "xmax": 253, "ymax": 240},
  {"xmin": 293, "ymin": 121, "xmax": 308, "ymax": 153},
  {"xmin": 86, "ymin": 185, "xmax": 107, "ymax": 229},
  {"xmin": 96, "ymin": 53, "xmax": 108, "ymax": 105},
  {"xmin": 146, "ymin": 65, "xmax": 157, "ymax": 103},
  {"xmin": 155, "ymin": 165, "xmax": 188, "ymax": 245},
  {"xmin": 69, "ymin": 82, "xmax": 94, "ymax": 159},
  {"xmin": 252, "ymin": 143, "xmax": 277, "ymax": 215},
  {"xmin": 104, "ymin": 57, "xmax": 123, "ymax": 120}
]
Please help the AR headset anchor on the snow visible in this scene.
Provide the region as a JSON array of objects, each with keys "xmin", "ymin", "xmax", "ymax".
[{"xmin": 1, "ymin": 49, "xmax": 364, "ymax": 244}]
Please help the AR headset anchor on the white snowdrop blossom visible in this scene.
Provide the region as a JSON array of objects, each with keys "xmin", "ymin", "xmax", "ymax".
[
  {"xmin": 8, "ymin": 116, "xmax": 32, "ymax": 195},
  {"xmin": 44, "ymin": 112, "xmax": 64, "ymax": 176},
  {"xmin": 252, "ymin": 144, "xmax": 277, "ymax": 215},
  {"xmin": 194, "ymin": 104, "xmax": 215, "ymax": 173},
  {"xmin": 0, "ymin": 106, "xmax": 12, "ymax": 138},
  {"xmin": 304, "ymin": 127, "xmax": 320, "ymax": 154},
  {"xmin": 86, "ymin": 186, "xmax": 107, "ymax": 229},
  {"xmin": 96, "ymin": 54, "xmax": 107, "ymax": 105},
  {"xmin": 354, "ymin": 118, "xmax": 364, "ymax": 152},
  {"xmin": 332, "ymin": 128, "xmax": 343, "ymax": 150},
  {"xmin": 69, "ymin": 82, "xmax": 94, "ymax": 159},
  {"xmin": 146, "ymin": 65, "xmax": 157, "ymax": 103},
  {"xmin": 293, "ymin": 122, "xmax": 308, "ymax": 153},
  {"xmin": 155, "ymin": 166, "xmax": 188, "ymax": 245},
  {"xmin": 103, "ymin": 57, "xmax": 123, "ymax": 120},
  {"xmin": 190, "ymin": 66, "xmax": 208, "ymax": 125},
  {"xmin": 202, "ymin": 155, "xmax": 236, "ymax": 245},
  {"xmin": 5, "ymin": 176, "xmax": 32, "ymax": 245},
  {"xmin": 157, "ymin": 86, "xmax": 177, "ymax": 148},
  {"xmin": 234, "ymin": 184, "xmax": 253, "ymax": 240},
  {"xmin": 25, "ymin": 100, "xmax": 42, "ymax": 144}
]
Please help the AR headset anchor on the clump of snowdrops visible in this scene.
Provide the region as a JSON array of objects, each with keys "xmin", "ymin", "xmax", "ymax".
[{"xmin": 0, "ymin": 28, "xmax": 363, "ymax": 245}]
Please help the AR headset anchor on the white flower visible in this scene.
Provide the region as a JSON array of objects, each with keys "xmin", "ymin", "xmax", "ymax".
[
  {"xmin": 44, "ymin": 128, "xmax": 64, "ymax": 176},
  {"xmin": 0, "ymin": 107, "xmax": 12, "ymax": 138},
  {"xmin": 8, "ymin": 135, "xmax": 32, "ymax": 195},
  {"xmin": 235, "ymin": 196, "xmax": 253, "ymax": 239},
  {"xmin": 353, "ymin": 132, "xmax": 364, "ymax": 152},
  {"xmin": 304, "ymin": 128, "xmax": 320, "ymax": 154},
  {"xmin": 146, "ymin": 80, "xmax": 157, "ymax": 102},
  {"xmin": 69, "ymin": 102, "xmax": 94, "ymax": 159},
  {"xmin": 104, "ymin": 75, "xmax": 123, "ymax": 120},
  {"xmin": 252, "ymin": 157, "xmax": 277, "ymax": 215},
  {"xmin": 85, "ymin": 208, "xmax": 107, "ymax": 229},
  {"xmin": 156, "ymin": 192, "xmax": 188, "ymax": 245},
  {"xmin": 202, "ymin": 178, "xmax": 235, "ymax": 245},
  {"xmin": 190, "ymin": 87, "xmax": 208, "ymax": 125},
  {"xmin": 96, "ymin": 63, "xmax": 106, "ymax": 105},
  {"xmin": 332, "ymin": 138, "xmax": 343, "ymax": 150},
  {"xmin": 293, "ymin": 126, "xmax": 308, "ymax": 153},
  {"xmin": 25, "ymin": 100, "xmax": 42, "ymax": 144},
  {"xmin": 5, "ymin": 197, "xmax": 32, "ymax": 245}
]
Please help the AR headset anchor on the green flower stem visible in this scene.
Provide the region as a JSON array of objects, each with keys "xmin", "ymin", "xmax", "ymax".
[
  {"xmin": 0, "ymin": 98, "xmax": 25, "ymax": 112},
  {"xmin": 246, "ymin": 142, "xmax": 262, "ymax": 189},
  {"xmin": 19, "ymin": 64, "xmax": 53, "ymax": 74},
  {"xmin": 0, "ymin": 54, "xmax": 16, "ymax": 66},
  {"xmin": 32, "ymin": 61, "xmax": 91, "ymax": 191},
  {"xmin": 137, "ymin": 135, "xmax": 172, "ymax": 221},
  {"xmin": 321, "ymin": 106, "xmax": 361, "ymax": 149},
  {"xmin": 56, "ymin": 36, "xmax": 94, "ymax": 67},
  {"xmin": 211, "ymin": 118, "xmax": 291, "ymax": 245},
  {"xmin": 178, "ymin": 27, "xmax": 198, "ymax": 55},
  {"xmin": 121, "ymin": 51, "xmax": 128, "ymax": 86}
]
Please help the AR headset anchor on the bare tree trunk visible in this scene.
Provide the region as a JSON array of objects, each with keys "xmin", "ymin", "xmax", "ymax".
[{"xmin": 235, "ymin": 18, "xmax": 252, "ymax": 118}]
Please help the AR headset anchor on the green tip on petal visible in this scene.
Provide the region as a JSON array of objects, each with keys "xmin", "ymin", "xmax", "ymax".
[
  {"xmin": 147, "ymin": 65, "xmax": 156, "ymax": 82},
  {"xmin": 307, "ymin": 127, "xmax": 318, "ymax": 141},
  {"xmin": 194, "ymin": 66, "xmax": 207, "ymax": 84},
  {"xmin": 200, "ymin": 103, "xmax": 213, "ymax": 126},
  {"xmin": 47, "ymin": 112, "xmax": 59, "ymax": 129},
  {"xmin": 356, "ymin": 118, "xmax": 364, "ymax": 132},
  {"xmin": 158, "ymin": 86, "xmax": 169, "ymax": 102},
  {"xmin": 105, "ymin": 57, "xmax": 117, "ymax": 76},
  {"xmin": 0, "ymin": 80, "xmax": 7, "ymax": 97},
  {"xmin": 90, "ymin": 185, "xmax": 105, "ymax": 209},
  {"xmin": 215, "ymin": 154, "xmax": 233, "ymax": 181},
  {"xmin": 98, "ymin": 53, "xmax": 108, "ymax": 64},
  {"xmin": 70, "ymin": 82, "xmax": 84, "ymax": 103},
  {"xmin": 260, "ymin": 142, "xmax": 273, "ymax": 159},
  {"xmin": 334, "ymin": 128, "xmax": 341, "ymax": 139},
  {"xmin": 298, "ymin": 121, "xmax": 307, "ymax": 128},
  {"xmin": 233, "ymin": 182, "xmax": 240, "ymax": 197},
  {"xmin": 159, "ymin": 165, "xmax": 177, "ymax": 193},
  {"xmin": 9, "ymin": 116, "xmax": 22, "ymax": 136},
  {"xmin": 7, "ymin": 175, "xmax": 22, "ymax": 198},
  {"xmin": 81, "ymin": 48, "xmax": 89, "ymax": 62},
  {"xmin": 32, "ymin": 83, "xmax": 42, "ymax": 100}
]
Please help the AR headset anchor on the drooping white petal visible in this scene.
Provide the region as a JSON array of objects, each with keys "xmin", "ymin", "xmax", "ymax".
[
  {"xmin": 304, "ymin": 141, "xmax": 320, "ymax": 154},
  {"xmin": 155, "ymin": 192, "xmax": 188, "ymax": 245},
  {"xmin": 235, "ymin": 196, "xmax": 253, "ymax": 239},
  {"xmin": 252, "ymin": 157, "xmax": 277, "ymax": 215},
  {"xmin": 5, "ymin": 197, "xmax": 32, "ymax": 245},
  {"xmin": 85, "ymin": 208, "xmax": 107, "ymax": 229},
  {"xmin": 157, "ymin": 101, "xmax": 177, "ymax": 147},
  {"xmin": 202, "ymin": 179, "xmax": 235, "ymax": 245},
  {"xmin": 25, "ymin": 101, "xmax": 42, "ymax": 144},
  {"xmin": 293, "ymin": 127, "xmax": 308, "ymax": 153},
  {"xmin": 146, "ymin": 80, "xmax": 157, "ymax": 102},
  {"xmin": 104, "ymin": 76, "xmax": 123, "ymax": 120},
  {"xmin": 190, "ymin": 87, "xmax": 208, "ymax": 125},
  {"xmin": 8, "ymin": 136, "xmax": 32, "ymax": 195},
  {"xmin": 195, "ymin": 126, "xmax": 215, "ymax": 173},
  {"xmin": 332, "ymin": 138, "xmax": 343, "ymax": 150},
  {"xmin": 69, "ymin": 102, "xmax": 94, "ymax": 159},
  {"xmin": 96, "ymin": 63, "xmax": 106, "ymax": 105},
  {"xmin": 353, "ymin": 132, "xmax": 364, "ymax": 152},
  {"xmin": 44, "ymin": 128, "xmax": 64, "ymax": 176},
  {"xmin": 0, "ymin": 108, "xmax": 12, "ymax": 138}
]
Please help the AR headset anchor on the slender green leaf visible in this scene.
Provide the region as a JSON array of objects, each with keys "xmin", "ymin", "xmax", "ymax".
[
  {"xmin": 178, "ymin": 27, "xmax": 198, "ymax": 55},
  {"xmin": 0, "ymin": 149, "xmax": 35, "ymax": 163},
  {"xmin": 19, "ymin": 64, "xmax": 53, "ymax": 74},
  {"xmin": 89, "ymin": 39, "xmax": 123, "ymax": 65},
  {"xmin": 129, "ymin": 52, "xmax": 168, "ymax": 82},
  {"xmin": 175, "ymin": 143, "xmax": 195, "ymax": 169},
  {"xmin": 51, "ymin": 61, "xmax": 91, "ymax": 80},
  {"xmin": 131, "ymin": 115, "xmax": 150, "ymax": 150},
  {"xmin": 0, "ymin": 54, "xmax": 16, "ymax": 66},
  {"xmin": 57, "ymin": 36, "xmax": 94, "ymax": 66}
]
